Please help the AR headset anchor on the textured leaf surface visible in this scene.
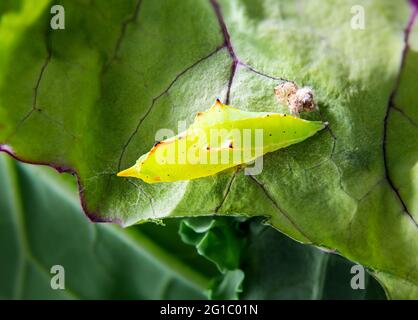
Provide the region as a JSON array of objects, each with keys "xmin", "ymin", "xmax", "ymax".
[
  {"xmin": 0, "ymin": 0, "xmax": 417, "ymax": 298},
  {"xmin": 0, "ymin": 153, "xmax": 384, "ymax": 300},
  {"xmin": 0, "ymin": 153, "xmax": 211, "ymax": 299},
  {"xmin": 180, "ymin": 217, "xmax": 386, "ymax": 299}
]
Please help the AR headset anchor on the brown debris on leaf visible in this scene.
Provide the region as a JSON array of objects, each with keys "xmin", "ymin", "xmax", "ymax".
[{"xmin": 274, "ymin": 81, "xmax": 316, "ymax": 116}]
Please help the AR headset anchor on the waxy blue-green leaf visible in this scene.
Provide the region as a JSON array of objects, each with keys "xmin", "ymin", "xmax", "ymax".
[{"xmin": 0, "ymin": 153, "xmax": 212, "ymax": 299}]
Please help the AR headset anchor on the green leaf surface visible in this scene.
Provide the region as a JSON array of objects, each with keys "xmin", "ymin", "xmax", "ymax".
[
  {"xmin": 0, "ymin": 153, "xmax": 384, "ymax": 300},
  {"xmin": 0, "ymin": 153, "xmax": 212, "ymax": 299},
  {"xmin": 0, "ymin": 0, "xmax": 417, "ymax": 298},
  {"xmin": 180, "ymin": 217, "xmax": 386, "ymax": 300}
]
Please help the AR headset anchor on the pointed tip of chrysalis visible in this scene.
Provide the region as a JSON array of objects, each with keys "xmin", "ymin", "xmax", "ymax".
[
  {"xmin": 117, "ymin": 165, "xmax": 137, "ymax": 178},
  {"xmin": 316, "ymin": 121, "xmax": 329, "ymax": 133},
  {"xmin": 215, "ymin": 98, "xmax": 223, "ymax": 105}
]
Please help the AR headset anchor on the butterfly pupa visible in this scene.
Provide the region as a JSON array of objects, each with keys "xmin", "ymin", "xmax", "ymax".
[{"xmin": 117, "ymin": 99, "xmax": 326, "ymax": 183}]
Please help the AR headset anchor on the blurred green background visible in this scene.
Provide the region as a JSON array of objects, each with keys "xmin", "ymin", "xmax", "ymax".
[{"xmin": 0, "ymin": 153, "xmax": 386, "ymax": 299}]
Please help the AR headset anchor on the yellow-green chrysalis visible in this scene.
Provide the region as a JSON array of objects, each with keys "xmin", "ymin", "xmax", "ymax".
[{"xmin": 117, "ymin": 99, "xmax": 326, "ymax": 183}]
